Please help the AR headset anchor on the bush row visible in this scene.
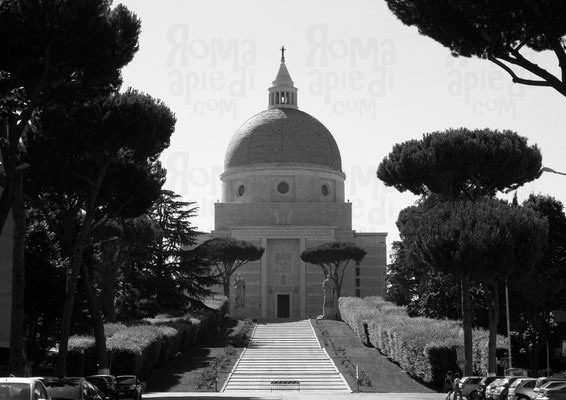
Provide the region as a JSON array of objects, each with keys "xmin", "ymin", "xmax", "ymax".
[
  {"xmin": 339, "ymin": 296, "xmax": 505, "ymax": 385},
  {"xmin": 67, "ymin": 298, "xmax": 227, "ymax": 377}
]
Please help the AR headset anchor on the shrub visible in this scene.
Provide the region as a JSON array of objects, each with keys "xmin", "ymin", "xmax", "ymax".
[
  {"xmin": 64, "ymin": 298, "xmax": 227, "ymax": 378},
  {"xmin": 340, "ymin": 296, "xmax": 506, "ymax": 386},
  {"xmin": 68, "ymin": 336, "xmax": 95, "ymax": 351},
  {"xmin": 67, "ymin": 336, "xmax": 96, "ymax": 376},
  {"xmin": 107, "ymin": 325, "xmax": 163, "ymax": 377},
  {"xmin": 104, "ymin": 323, "xmax": 128, "ymax": 338}
]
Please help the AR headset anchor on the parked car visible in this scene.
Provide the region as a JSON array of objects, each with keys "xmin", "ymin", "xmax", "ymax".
[
  {"xmin": 45, "ymin": 378, "xmax": 103, "ymax": 400},
  {"xmin": 0, "ymin": 377, "xmax": 51, "ymax": 400},
  {"xmin": 84, "ymin": 376, "xmax": 115, "ymax": 400},
  {"xmin": 460, "ymin": 376, "xmax": 484, "ymax": 399},
  {"xmin": 486, "ymin": 378, "xmax": 505, "ymax": 400},
  {"xmin": 478, "ymin": 376, "xmax": 506, "ymax": 400},
  {"xmin": 535, "ymin": 380, "xmax": 566, "ymax": 400},
  {"xmin": 507, "ymin": 377, "xmax": 536, "ymax": 400},
  {"xmin": 492, "ymin": 377, "xmax": 520, "ymax": 400},
  {"xmin": 113, "ymin": 376, "xmax": 141, "ymax": 400},
  {"xmin": 533, "ymin": 377, "xmax": 566, "ymax": 399}
]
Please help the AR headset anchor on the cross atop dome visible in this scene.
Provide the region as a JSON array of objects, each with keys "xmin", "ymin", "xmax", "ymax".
[{"xmin": 269, "ymin": 46, "xmax": 298, "ymax": 109}]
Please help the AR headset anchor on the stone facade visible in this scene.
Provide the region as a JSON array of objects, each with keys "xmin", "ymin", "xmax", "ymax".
[{"xmin": 210, "ymin": 54, "xmax": 387, "ymax": 320}]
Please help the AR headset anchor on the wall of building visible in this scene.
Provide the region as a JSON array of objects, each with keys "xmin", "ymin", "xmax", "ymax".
[
  {"xmin": 215, "ymin": 202, "xmax": 352, "ymax": 230},
  {"xmin": 218, "ymin": 227, "xmax": 387, "ymax": 320},
  {"xmin": 0, "ymin": 169, "xmax": 12, "ymax": 348},
  {"xmin": 221, "ymin": 165, "xmax": 345, "ymax": 204}
]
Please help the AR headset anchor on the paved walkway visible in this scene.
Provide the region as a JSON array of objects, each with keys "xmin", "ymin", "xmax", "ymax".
[{"xmin": 222, "ymin": 320, "xmax": 350, "ymax": 392}]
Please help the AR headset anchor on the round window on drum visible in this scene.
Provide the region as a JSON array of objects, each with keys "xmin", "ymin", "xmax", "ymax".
[
  {"xmin": 277, "ymin": 181, "xmax": 289, "ymax": 194},
  {"xmin": 237, "ymin": 185, "xmax": 245, "ymax": 197},
  {"xmin": 321, "ymin": 184, "xmax": 330, "ymax": 196}
]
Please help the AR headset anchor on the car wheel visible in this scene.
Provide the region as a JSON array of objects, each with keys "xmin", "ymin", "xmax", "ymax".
[{"xmin": 469, "ymin": 391, "xmax": 480, "ymax": 400}]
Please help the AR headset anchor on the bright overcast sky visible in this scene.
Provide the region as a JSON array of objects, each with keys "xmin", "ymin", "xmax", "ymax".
[{"xmin": 118, "ymin": 0, "xmax": 566, "ymax": 257}]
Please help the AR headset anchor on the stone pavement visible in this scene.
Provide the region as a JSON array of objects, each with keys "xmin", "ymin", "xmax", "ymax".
[{"xmin": 222, "ymin": 320, "xmax": 350, "ymax": 392}]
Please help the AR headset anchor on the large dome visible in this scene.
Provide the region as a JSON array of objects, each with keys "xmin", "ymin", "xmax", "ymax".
[{"xmin": 224, "ymin": 108, "xmax": 342, "ymax": 171}]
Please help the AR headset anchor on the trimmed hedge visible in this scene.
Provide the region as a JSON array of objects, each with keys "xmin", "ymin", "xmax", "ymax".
[
  {"xmin": 107, "ymin": 324, "xmax": 163, "ymax": 377},
  {"xmin": 67, "ymin": 297, "xmax": 227, "ymax": 377},
  {"xmin": 339, "ymin": 296, "xmax": 505, "ymax": 386}
]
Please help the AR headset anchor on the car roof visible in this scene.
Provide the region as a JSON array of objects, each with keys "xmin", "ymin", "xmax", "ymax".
[
  {"xmin": 499, "ymin": 377, "xmax": 520, "ymax": 383},
  {"xmin": 515, "ymin": 378, "xmax": 537, "ymax": 383},
  {"xmin": 538, "ymin": 376, "xmax": 566, "ymax": 380},
  {"xmin": 481, "ymin": 376, "xmax": 505, "ymax": 382},
  {"xmin": 538, "ymin": 382, "xmax": 566, "ymax": 392},
  {"xmin": 0, "ymin": 378, "xmax": 42, "ymax": 384}
]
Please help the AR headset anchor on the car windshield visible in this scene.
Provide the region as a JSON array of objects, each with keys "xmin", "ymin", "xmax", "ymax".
[
  {"xmin": 85, "ymin": 379, "xmax": 106, "ymax": 387},
  {"xmin": 544, "ymin": 381, "xmax": 566, "ymax": 390},
  {"xmin": 0, "ymin": 383, "xmax": 30, "ymax": 400},
  {"xmin": 510, "ymin": 380, "xmax": 523, "ymax": 388},
  {"xmin": 115, "ymin": 378, "xmax": 135, "ymax": 385},
  {"xmin": 45, "ymin": 381, "xmax": 80, "ymax": 399},
  {"xmin": 537, "ymin": 378, "xmax": 566, "ymax": 389}
]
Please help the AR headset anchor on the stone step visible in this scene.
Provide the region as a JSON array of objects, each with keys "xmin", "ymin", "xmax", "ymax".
[
  {"xmin": 227, "ymin": 374, "xmax": 344, "ymax": 385},
  {"xmin": 222, "ymin": 320, "xmax": 350, "ymax": 393}
]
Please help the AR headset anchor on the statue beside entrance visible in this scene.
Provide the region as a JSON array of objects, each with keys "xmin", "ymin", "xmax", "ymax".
[
  {"xmin": 318, "ymin": 273, "xmax": 336, "ymax": 319},
  {"xmin": 234, "ymin": 274, "xmax": 246, "ymax": 308}
]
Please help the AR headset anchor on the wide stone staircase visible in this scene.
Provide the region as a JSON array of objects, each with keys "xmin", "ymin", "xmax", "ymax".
[{"xmin": 222, "ymin": 320, "xmax": 351, "ymax": 393}]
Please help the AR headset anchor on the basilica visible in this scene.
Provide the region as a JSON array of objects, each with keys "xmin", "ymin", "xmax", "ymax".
[{"xmin": 211, "ymin": 50, "xmax": 387, "ymax": 319}]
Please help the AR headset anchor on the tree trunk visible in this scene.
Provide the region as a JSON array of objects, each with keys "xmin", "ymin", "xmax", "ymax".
[
  {"xmin": 332, "ymin": 270, "xmax": 340, "ymax": 309},
  {"xmin": 223, "ymin": 277, "xmax": 230, "ymax": 297},
  {"xmin": 486, "ymin": 281, "xmax": 500, "ymax": 374},
  {"xmin": 100, "ymin": 247, "xmax": 119, "ymax": 322},
  {"xmin": 81, "ymin": 264, "xmax": 109, "ymax": 373},
  {"xmin": 0, "ymin": 117, "xmax": 17, "ymax": 248},
  {"xmin": 100, "ymin": 266, "xmax": 117, "ymax": 322},
  {"xmin": 461, "ymin": 276, "xmax": 473, "ymax": 375},
  {"xmin": 56, "ymin": 214, "xmax": 95, "ymax": 378},
  {"xmin": 8, "ymin": 168, "xmax": 25, "ymax": 376},
  {"xmin": 56, "ymin": 161, "xmax": 109, "ymax": 378}
]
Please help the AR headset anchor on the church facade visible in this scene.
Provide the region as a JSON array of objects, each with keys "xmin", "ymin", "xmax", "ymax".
[{"xmin": 211, "ymin": 51, "xmax": 387, "ymax": 319}]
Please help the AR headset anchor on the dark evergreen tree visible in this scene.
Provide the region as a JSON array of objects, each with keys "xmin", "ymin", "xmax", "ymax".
[
  {"xmin": 142, "ymin": 190, "xmax": 217, "ymax": 311},
  {"xmin": 0, "ymin": 0, "xmax": 140, "ymax": 373},
  {"xmin": 511, "ymin": 194, "xmax": 566, "ymax": 374},
  {"xmin": 193, "ymin": 238, "xmax": 264, "ymax": 308},
  {"xmin": 384, "ymin": 0, "xmax": 566, "ymax": 97},
  {"xmin": 25, "ymin": 89, "xmax": 175, "ymax": 377},
  {"xmin": 403, "ymin": 197, "xmax": 547, "ymax": 373},
  {"xmin": 378, "ymin": 128, "xmax": 543, "ymax": 374},
  {"xmin": 0, "ymin": 0, "xmax": 141, "ymax": 237}
]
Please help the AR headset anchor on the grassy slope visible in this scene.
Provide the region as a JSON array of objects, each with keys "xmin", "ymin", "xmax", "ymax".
[
  {"xmin": 144, "ymin": 318, "xmax": 251, "ymax": 392},
  {"xmin": 310, "ymin": 318, "xmax": 437, "ymax": 393}
]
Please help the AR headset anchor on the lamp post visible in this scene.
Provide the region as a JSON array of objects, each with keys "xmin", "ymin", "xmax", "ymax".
[
  {"xmin": 541, "ymin": 166, "xmax": 566, "ymax": 176},
  {"xmin": 505, "ymin": 279, "xmax": 512, "ymax": 370},
  {"xmin": 538, "ymin": 166, "xmax": 565, "ymax": 374}
]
